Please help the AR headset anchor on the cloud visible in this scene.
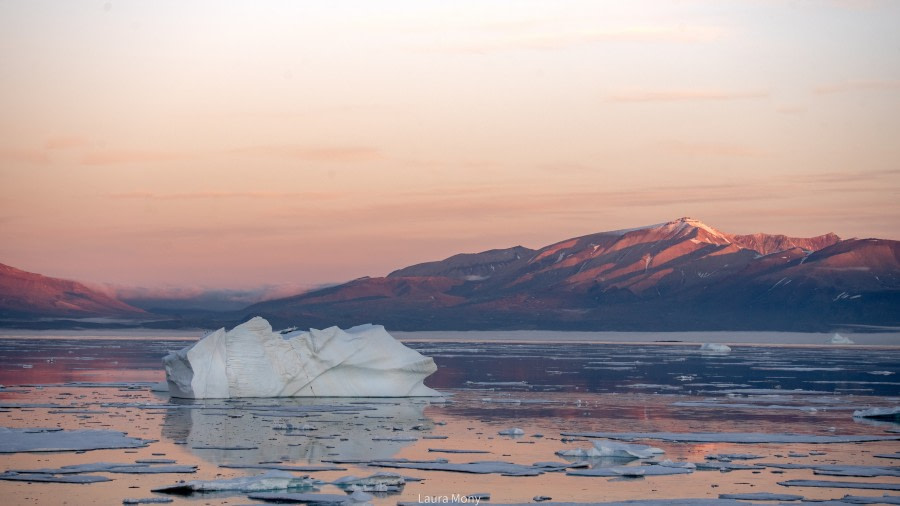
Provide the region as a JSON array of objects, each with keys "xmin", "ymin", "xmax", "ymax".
[
  {"xmin": 0, "ymin": 148, "xmax": 49, "ymax": 164},
  {"xmin": 609, "ymin": 89, "xmax": 769, "ymax": 103},
  {"xmin": 44, "ymin": 135, "xmax": 92, "ymax": 150},
  {"xmin": 787, "ymin": 168, "xmax": 900, "ymax": 185},
  {"xmin": 101, "ymin": 283, "xmax": 326, "ymax": 311},
  {"xmin": 663, "ymin": 140, "xmax": 767, "ymax": 157},
  {"xmin": 229, "ymin": 145, "xmax": 383, "ymax": 162},
  {"xmin": 437, "ymin": 25, "xmax": 725, "ymax": 53},
  {"xmin": 814, "ymin": 79, "xmax": 900, "ymax": 95},
  {"xmin": 80, "ymin": 149, "xmax": 191, "ymax": 165},
  {"xmin": 108, "ymin": 190, "xmax": 339, "ymax": 201}
]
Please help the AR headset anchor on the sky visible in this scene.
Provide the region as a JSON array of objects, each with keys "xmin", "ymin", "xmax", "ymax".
[{"xmin": 1, "ymin": 0, "xmax": 899, "ymax": 297}]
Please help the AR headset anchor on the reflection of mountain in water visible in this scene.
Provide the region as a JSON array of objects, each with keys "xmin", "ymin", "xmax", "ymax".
[{"xmin": 161, "ymin": 398, "xmax": 434, "ymax": 465}]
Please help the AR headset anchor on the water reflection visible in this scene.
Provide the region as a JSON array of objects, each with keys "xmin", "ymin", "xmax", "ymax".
[{"xmin": 159, "ymin": 397, "xmax": 435, "ymax": 465}]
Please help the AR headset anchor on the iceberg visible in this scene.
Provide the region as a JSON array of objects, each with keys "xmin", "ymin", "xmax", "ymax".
[
  {"xmin": 853, "ymin": 406, "xmax": 900, "ymax": 421},
  {"xmin": 163, "ymin": 317, "xmax": 440, "ymax": 399},
  {"xmin": 699, "ymin": 343, "xmax": 731, "ymax": 353},
  {"xmin": 556, "ymin": 440, "xmax": 664, "ymax": 460},
  {"xmin": 830, "ymin": 332, "xmax": 855, "ymax": 344}
]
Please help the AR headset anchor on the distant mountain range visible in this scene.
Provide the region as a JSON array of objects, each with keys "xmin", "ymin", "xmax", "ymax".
[
  {"xmin": 0, "ymin": 263, "xmax": 146, "ymax": 322},
  {"xmin": 2, "ymin": 217, "xmax": 898, "ymax": 331}
]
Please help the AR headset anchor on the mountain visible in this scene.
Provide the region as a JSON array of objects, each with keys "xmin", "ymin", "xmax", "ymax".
[
  {"xmin": 0, "ymin": 263, "xmax": 147, "ymax": 321},
  {"xmin": 243, "ymin": 218, "xmax": 900, "ymax": 331}
]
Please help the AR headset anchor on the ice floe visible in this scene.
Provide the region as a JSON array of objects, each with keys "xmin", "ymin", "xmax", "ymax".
[
  {"xmin": 830, "ymin": 333, "xmax": 855, "ymax": 344},
  {"xmin": 0, "ymin": 427, "xmax": 149, "ymax": 453},
  {"xmin": 560, "ymin": 431, "xmax": 900, "ymax": 444},
  {"xmin": 163, "ymin": 317, "xmax": 440, "ymax": 398},
  {"xmin": 557, "ymin": 440, "xmax": 664, "ymax": 460},
  {"xmin": 778, "ymin": 479, "xmax": 900, "ymax": 491},
  {"xmin": 567, "ymin": 465, "xmax": 694, "ymax": 477},
  {"xmin": 717, "ymin": 492, "xmax": 803, "ymax": 501},
  {"xmin": 153, "ymin": 470, "xmax": 318, "ymax": 494},
  {"xmin": 853, "ymin": 406, "xmax": 900, "ymax": 421},
  {"xmin": 249, "ymin": 492, "xmax": 372, "ymax": 504},
  {"xmin": 699, "ymin": 343, "xmax": 731, "ymax": 353}
]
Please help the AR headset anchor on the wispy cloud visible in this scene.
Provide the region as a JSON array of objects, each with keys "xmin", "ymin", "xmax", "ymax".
[
  {"xmin": 229, "ymin": 145, "xmax": 383, "ymax": 162},
  {"xmin": 108, "ymin": 190, "xmax": 339, "ymax": 201},
  {"xmin": 662, "ymin": 140, "xmax": 767, "ymax": 157},
  {"xmin": 81, "ymin": 149, "xmax": 191, "ymax": 165},
  {"xmin": 45, "ymin": 135, "xmax": 92, "ymax": 150},
  {"xmin": 609, "ymin": 89, "xmax": 768, "ymax": 103},
  {"xmin": 814, "ymin": 79, "xmax": 900, "ymax": 95},
  {"xmin": 438, "ymin": 25, "xmax": 725, "ymax": 53},
  {"xmin": 0, "ymin": 148, "xmax": 49, "ymax": 164},
  {"xmin": 787, "ymin": 168, "xmax": 900, "ymax": 184}
]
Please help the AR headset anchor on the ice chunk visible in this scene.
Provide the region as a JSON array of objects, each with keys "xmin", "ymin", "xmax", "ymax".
[
  {"xmin": 163, "ymin": 317, "xmax": 440, "ymax": 398},
  {"xmin": 853, "ymin": 406, "xmax": 900, "ymax": 421},
  {"xmin": 249, "ymin": 492, "xmax": 368, "ymax": 504},
  {"xmin": 333, "ymin": 472, "xmax": 405, "ymax": 492},
  {"xmin": 499, "ymin": 428, "xmax": 525, "ymax": 436},
  {"xmin": 699, "ymin": 343, "xmax": 731, "ymax": 353},
  {"xmin": 778, "ymin": 479, "xmax": 900, "ymax": 491},
  {"xmin": 830, "ymin": 333, "xmax": 855, "ymax": 344},
  {"xmin": 370, "ymin": 459, "xmax": 544, "ymax": 476},
  {"xmin": 567, "ymin": 465, "xmax": 693, "ymax": 477},
  {"xmin": 718, "ymin": 492, "xmax": 803, "ymax": 501},
  {"xmin": 560, "ymin": 431, "xmax": 900, "ymax": 444},
  {"xmin": 557, "ymin": 440, "xmax": 664, "ymax": 460},
  {"xmin": 0, "ymin": 472, "xmax": 112, "ymax": 483},
  {"xmin": 122, "ymin": 499, "xmax": 174, "ymax": 504},
  {"xmin": 153, "ymin": 470, "xmax": 317, "ymax": 494},
  {"xmin": 0, "ymin": 427, "xmax": 149, "ymax": 453}
]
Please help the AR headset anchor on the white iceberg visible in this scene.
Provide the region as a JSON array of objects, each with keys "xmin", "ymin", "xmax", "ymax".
[
  {"xmin": 699, "ymin": 343, "xmax": 731, "ymax": 353},
  {"xmin": 853, "ymin": 406, "xmax": 900, "ymax": 420},
  {"xmin": 556, "ymin": 440, "xmax": 664, "ymax": 460},
  {"xmin": 163, "ymin": 317, "xmax": 440, "ymax": 399},
  {"xmin": 830, "ymin": 333, "xmax": 855, "ymax": 344},
  {"xmin": 153, "ymin": 470, "xmax": 317, "ymax": 494}
]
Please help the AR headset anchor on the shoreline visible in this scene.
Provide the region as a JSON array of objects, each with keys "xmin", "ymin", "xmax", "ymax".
[{"xmin": 0, "ymin": 328, "xmax": 897, "ymax": 347}]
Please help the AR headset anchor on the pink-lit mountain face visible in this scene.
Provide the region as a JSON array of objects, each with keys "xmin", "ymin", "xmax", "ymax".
[
  {"xmin": 0, "ymin": 263, "xmax": 146, "ymax": 320},
  {"xmin": 246, "ymin": 218, "xmax": 899, "ymax": 331}
]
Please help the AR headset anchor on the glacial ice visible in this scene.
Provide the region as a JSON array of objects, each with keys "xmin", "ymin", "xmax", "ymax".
[
  {"xmin": 560, "ymin": 431, "xmax": 900, "ymax": 444},
  {"xmin": 0, "ymin": 427, "xmax": 149, "ymax": 453},
  {"xmin": 830, "ymin": 333, "xmax": 855, "ymax": 344},
  {"xmin": 853, "ymin": 406, "xmax": 900, "ymax": 420},
  {"xmin": 153, "ymin": 470, "xmax": 318, "ymax": 494},
  {"xmin": 163, "ymin": 317, "xmax": 440, "ymax": 398},
  {"xmin": 557, "ymin": 440, "xmax": 664, "ymax": 460}
]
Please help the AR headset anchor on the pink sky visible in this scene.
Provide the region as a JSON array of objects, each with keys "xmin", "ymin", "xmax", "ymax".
[{"xmin": 1, "ymin": 1, "xmax": 899, "ymax": 291}]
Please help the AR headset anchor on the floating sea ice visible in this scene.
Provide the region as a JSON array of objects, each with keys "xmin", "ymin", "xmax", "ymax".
[
  {"xmin": 853, "ymin": 406, "xmax": 900, "ymax": 421},
  {"xmin": 0, "ymin": 427, "xmax": 149, "ymax": 453},
  {"xmin": 718, "ymin": 492, "xmax": 803, "ymax": 501},
  {"xmin": 332, "ymin": 472, "xmax": 405, "ymax": 492},
  {"xmin": 153, "ymin": 470, "xmax": 317, "ymax": 494},
  {"xmin": 593, "ymin": 440, "xmax": 664, "ymax": 459},
  {"xmin": 829, "ymin": 333, "xmax": 855, "ymax": 344},
  {"xmin": 122, "ymin": 499, "xmax": 174, "ymax": 504},
  {"xmin": 778, "ymin": 479, "xmax": 900, "ymax": 491},
  {"xmin": 567, "ymin": 465, "xmax": 694, "ymax": 477},
  {"xmin": 0, "ymin": 473, "xmax": 112, "ymax": 483},
  {"xmin": 163, "ymin": 317, "xmax": 441, "ymax": 398},
  {"xmin": 249, "ymin": 492, "xmax": 368, "ymax": 504},
  {"xmin": 699, "ymin": 343, "xmax": 731, "ymax": 353},
  {"xmin": 370, "ymin": 460, "xmax": 544, "ymax": 476},
  {"xmin": 499, "ymin": 428, "xmax": 525, "ymax": 436},
  {"xmin": 561, "ymin": 431, "xmax": 900, "ymax": 444}
]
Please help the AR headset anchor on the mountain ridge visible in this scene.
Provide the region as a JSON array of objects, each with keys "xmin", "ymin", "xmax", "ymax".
[
  {"xmin": 243, "ymin": 218, "xmax": 898, "ymax": 331},
  {"xmin": 2, "ymin": 217, "xmax": 897, "ymax": 331},
  {"xmin": 0, "ymin": 263, "xmax": 147, "ymax": 320}
]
